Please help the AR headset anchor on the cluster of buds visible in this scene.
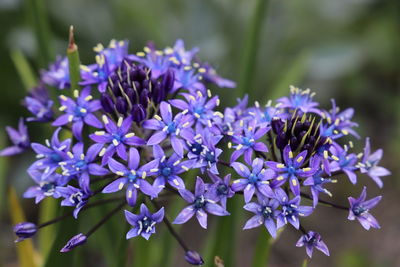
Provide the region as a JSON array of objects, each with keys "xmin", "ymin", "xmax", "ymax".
[{"xmin": 3, "ymin": 32, "xmax": 390, "ymax": 265}]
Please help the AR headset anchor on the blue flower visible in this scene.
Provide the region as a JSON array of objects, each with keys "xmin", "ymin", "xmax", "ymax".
[
  {"xmin": 329, "ymin": 144, "xmax": 358, "ymax": 184},
  {"xmin": 348, "ymin": 186, "xmax": 381, "ymax": 230},
  {"xmin": 41, "ymin": 56, "xmax": 70, "ymax": 89},
  {"xmin": 13, "ymin": 222, "xmax": 38, "ymax": 242},
  {"xmin": 58, "ymin": 186, "xmax": 91, "ymax": 218},
  {"xmin": 102, "ymin": 147, "xmax": 158, "ymax": 206},
  {"xmin": 173, "ymin": 177, "xmax": 229, "ymax": 229},
  {"xmin": 206, "ymin": 173, "xmax": 234, "ymax": 209},
  {"xmin": 125, "ymin": 204, "xmax": 164, "ymax": 240},
  {"xmin": 275, "ymin": 188, "xmax": 313, "ymax": 229},
  {"xmin": 277, "ymin": 86, "xmax": 322, "ymax": 115},
  {"xmin": 243, "ymin": 197, "xmax": 280, "ymax": 238},
  {"xmin": 296, "ymin": 231, "xmax": 330, "ymax": 258},
  {"xmin": 0, "ymin": 118, "xmax": 30, "ymax": 156},
  {"xmin": 23, "ymin": 85, "xmax": 54, "ymax": 122},
  {"xmin": 52, "ymin": 87, "xmax": 103, "ymax": 140},
  {"xmin": 231, "ymin": 158, "xmax": 275, "ymax": 203}
]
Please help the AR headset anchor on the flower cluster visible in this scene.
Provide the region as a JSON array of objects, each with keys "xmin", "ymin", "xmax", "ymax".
[{"xmin": 3, "ymin": 37, "xmax": 390, "ymax": 265}]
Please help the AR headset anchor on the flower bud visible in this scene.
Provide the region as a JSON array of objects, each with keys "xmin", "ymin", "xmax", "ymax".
[
  {"xmin": 60, "ymin": 233, "xmax": 87, "ymax": 253},
  {"xmin": 100, "ymin": 94, "xmax": 115, "ymax": 113},
  {"xmin": 185, "ymin": 250, "xmax": 204, "ymax": 266},
  {"xmin": 13, "ymin": 222, "xmax": 37, "ymax": 242}
]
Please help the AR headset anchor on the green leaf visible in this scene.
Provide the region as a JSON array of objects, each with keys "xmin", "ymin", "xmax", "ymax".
[
  {"xmin": 10, "ymin": 49, "xmax": 37, "ymax": 90},
  {"xmin": 8, "ymin": 187, "xmax": 39, "ymax": 267},
  {"xmin": 251, "ymin": 229, "xmax": 272, "ymax": 267},
  {"xmin": 38, "ymin": 198, "xmax": 58, "ymax": 260},
  {"xmin": 67, "ymin": 26, "xmax": 82, "ymax": 93},
  {"xmin": 237, "ymin": 0, "xmax": 270, "ymax": 97}
]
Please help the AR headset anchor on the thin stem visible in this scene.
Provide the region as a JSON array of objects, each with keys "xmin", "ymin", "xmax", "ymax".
[
  {"xmin": 299, "ymin": 224, "xmax": 307, "ymax": 235},
  {"xmin": 86, "ymin": 201, "xmax": 126, "ymax": 237},
  {"xmin": 151, "ymin": 200, "xmax": 189, "ymax": 252},
  {"xmin": 300, "ymin": 192, "xmax": 348, "ymax": 210},
  {"xmin": 37, "ymin": 196, "xmax": 124, "ymax": 229}
]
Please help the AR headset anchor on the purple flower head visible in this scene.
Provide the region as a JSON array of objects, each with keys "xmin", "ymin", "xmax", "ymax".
[
  {"xmin": 185, "ymin": 250, "xmax": 204, "ymax": 266},
  {"xmin": 275, "ymin": 188, "xmax": 313, "ymax": 229},
  {"xmin": 124, "ymin": 204, "xmax": 164, "ymax": 240},
  {"xmin": 58, "ymin": 185, "xmax": 91, "ymax": 218},
  {"xmin": 184, "ymin": 129, "xmax": 223, "ymax": 174},
  {"xmin": 102, "ymin": 147, "xmax": 158, "ymax": 206},
  {"xmin": 173, "ymin": 177, "xmax": 229, "ymax": 229},
  {"xmin": 277, "ymin": 86, "xmax": 322, "ymax": 115},
  {"xmin": 230, "ymin": 120, "xmax": 269, "ymax": 165},
  {"xmin": 41, "ymin": 56, "xmax": 70, "ymax": 89},
  {"xmin": 23, "ymin": 85, "xmax": 54, "ymax": 122},
  {"xmin": 206, "ymin": 173, "xmax": 234, "ymax": 209},
  {"xmin": 90, "ymin": 116, "xmax": 145, "ymax": 165},
  {"xmin": 60, "ymin": 233, "xmax": 87, "ymax": 252},
  {"xmin": 231, "ymin": 158, "xmax": 275, "ymax": 203},
  {"xmin": 170, "ymin": 90, "xmax": 220, "ymax": 129},
  {"xmin": 0, "ymin": 118, "xmax": 30, "ymax": 156},
  {"xmin": 13, "ymin": 222, "xmax": 37, "ymax": 242},
  {"xmin": 251, "ymin": 101, "xmax": 281, "ymax": 125},
  {"xmin": 348, "ymin": 186, "xmax": 381, "ymax": 230},
  {"xmin": 61, "ymin": 143, "xmax": 109, "ymax": 193},
  {"xmin": 80, "ymin": 55, "xmax": 113, "ymax": 93},
  {"xmin": 52, "ymin": 87, "xmax": 102, "ymax": 140},
  {"xmin": 152, "ymin": 145, "xmax": 193, "ymax": 194},
  {"xmin": 266, "ymin": 145, "xmax": 318, "ymax": 196},
  {"xmin": 357, "ymin": 138, "xmax": 390, "ymax": 188},
  {"xmin": 243, "ymin": 197, "xmax": 280, "ymax": 238},
  {"xmin": 23, "ymin": 170, "xmax": 68, "ymax": 203},
  {"xmin": 97, "ymin": 39, "xmax": 129, "ymax": 70},
  {"xmin": 143, "ymin": 101, "xmax": 193, "ymax": 157},
  {"xmin": 303, "ymin": 166, "xmax": 337, "ymax": 207},
  {"xmin": 320, "ymin": 99, "xmax": 359, "ymax": 139},
  {"xmin": 296, "ymin": 231, "xmax": 330, "ymax": 258},
  {"xmin": 172, "ymin": 65, "xmax": 205, "ymax": 93},
  {"xmin": 29, "ymin": 128, "xmax": 71, "ymax": 178},
  {"xmin": 329, "ymin": 144, "xmax": 358, "ymax": 184}
]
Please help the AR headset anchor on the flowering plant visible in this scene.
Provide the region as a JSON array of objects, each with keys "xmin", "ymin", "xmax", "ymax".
[{"xmin": 5, "ymin": 28, "xmax": 390, "ymax": 265}]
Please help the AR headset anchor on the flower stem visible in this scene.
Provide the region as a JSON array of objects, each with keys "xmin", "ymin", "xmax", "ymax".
[
  {"xmin": 67, "ymin": 26, "xmax": 82, "ymax": 93},
  {"xmin": 300, "ymin": 192, "xmax": 348, "ymax": 210},
  {"xmin": 86, "ymin": 201, "xmax": 126, "ymax": 237}
]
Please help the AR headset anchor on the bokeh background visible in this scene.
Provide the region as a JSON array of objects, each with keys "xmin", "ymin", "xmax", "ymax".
[{"xmin": 0, "ymin": 0, "xmax": 399, "ymax": 266}]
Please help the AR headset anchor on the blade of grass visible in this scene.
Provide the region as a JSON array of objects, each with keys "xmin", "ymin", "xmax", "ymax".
[
  {"xmin": 251, "ymin": 229, "xmax": 272, "ymax": 267},
  {"xmin": 237, "ymin": 0, "xmax": 270, "ymax": 97},
  {"xmin": 25, "ymin": 0, "xmax": 54, "ymax": 66},
  {"xmin": 67, "ymin": 26, "xmax": 82, "ymax": 92},
  {"xmin": 10, "ymin": 49, "xmax": 37, "ymax": 90},
  {"xmin": 38, "ymin": 198, "xmax": 58, "ymax": 259},
  {"xmin": 8, "ymin": 187, "xmax": 39, "ymax": 267}
]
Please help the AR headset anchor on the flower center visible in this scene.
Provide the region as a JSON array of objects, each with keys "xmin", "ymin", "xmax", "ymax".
[
  {"xmin": 167, "ymin": 122, "xmax": 177, "ymax": 134},
  {"xmin": 242, "ymin": 137, "xmax": 253, "ymax": 147},
  {"xmin": 69, "ymin": 192, "xmax": 84, "ymax": 204},
  {"xmin": 40, "ymin": 182, "xmax": 55, "ymax": 196},
  {"xmin": 217, "ymin": 184, "xmax": 228, "ymax": 195},
  {"xmin": 190, "ymin": 143, "xmax": 203, "ymax": 155},
  {"xmin": 248, "ymin": 173, "xmax": 258, "ymax": 184},
  {"xmin": 262, "ymin": 206, "xmax": 273, "ymax": 218},
  {"xmin": 161, "ymin": 167, "xmax": 172, "ymax": 177},
  {"xmin": 352, "ymin": 205, "xmax": 367, "ymax": 216},
  {"xmin": 138, "ymin": 216, "xmax": 156, "ymax": 234},
  {"xmin": 128, "ymin": 173, "xmax": 137, "ymax": 183},
  {"xmin": 194, "ymin": 196, "xmax": 206, "ymax": 209},
  {"xmin": 50, "ymin": 152, "xmax": 63, "ymax": 163},
  {"xmin": 75, "ymin": 160, "xmax": 87, "ymax": 170}
]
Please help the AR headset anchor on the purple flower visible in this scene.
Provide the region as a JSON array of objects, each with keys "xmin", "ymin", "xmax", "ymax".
[
  {"xmin": 29, "ymin": 128, "xmax": 71, "ymax": 178},
  {"xmin": 13, "ymin": 222, "xmax": 37, "ymax": 242},
  {"xmin": 23, "ymin": 85, "xmax": 54, "ymax": 122},
  {"xmin": 60, "ymin": 143, "xmax": 109, "ymax": 193},
  {"xmin": 275, "ymin": 188, "xmax": 313, "ymax": 229},
  {"xmin": 329, "ymin": 144, "xmax": 358, "ymax": 184},
  {"xmin": 357, "ymin": 138, "xmax": 390, "ymax": 188},
  {"xmin": 23, "ymin": 170, "xmax": 68, "ymax": 203},
  {"xmin": 265, "ymin": 145, "xmax": 317, "ymax": 196},
  {"xmin": 277, "ymin": 86, "xmax": 321, "ymax": 115},
  {"xmin": 173, "ymin": 177, "xmax": 229, "ymax": 229},
  {"xmin": 57, "ymin": 185, "xmax": 91, "ymax": 218},
  {"xmin": 231, "ymin": 158, "xmax": 275, "ymax": 203},
  {"xmin": 230, "ymin": 120, "xmax": 269, "ymax": 164},
  {"xmin": 90, "ymin": 116, "xmax": 145, "ymax": 165},
  {"xmin": 243, "ymin": 197, "xmax": 280, "ymax": 238},
  {"xmin": 41, "ymin": 56, "xmax": 70, "ymax": 89},
  {"xmin": 303, "ymin": 168, "xmax": 337, "ymax": 207},
  {"xmin": 185, "ymin": 129, "xmax": 223, "ymax": 174},
  {"xmin": 170, "ymin": 91, "xmax": 220, "ymax": 129},
  {"xmin": 52, "ymin": 87, "xmax": 102, "ymax": 140},
  {"xmin": 0, "ymin": 118, "xmax": 30, "ymax": 156},
  {"xmin": 152, "ymin": 145, "xmax": 193, "ymax": 193},
  {"xmin": 143, "ymin": 101, "xmax": 193, "ymax": 157},
  {"xmin": 60, "ymin": 233, "xmax": 87, "ymax": 252},
  {"xmin": 185, "ymin": 250, "xmax": 204, "ymax": 266},
  {"xmin": 320, "ymin": 99, "xmax": 359, "ymax": 139},
  {"xmin": 124, "ymin": 204, "xmax": 164, "ymax": 240},
  {"xmin": 296, "ymin": 231, "xmax": 330, "ymax": 258},
  {"xmin": 348, "ymin": 186, "xmax": 381, "ymax": 230},
  {"xmin": 102, "ymin": 147, "xmax": 158, "ymax": 206},
  {"xmin": 206, "ymin": 173, "xmax": 234, "ymax": 209}
]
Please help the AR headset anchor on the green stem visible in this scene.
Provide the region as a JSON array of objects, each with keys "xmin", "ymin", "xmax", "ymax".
[
  {"xmin": 67, "ymin": 26, "xmax": 82, "ymax": 93},
  {"xmin": 10, "ymin": 49, "xmax": 37, "ymax": 90},
  {"xmin": 251, "ymin": 229, "xmax": 272, "ymax": 267},
  {"xmin": 237, "ymin": 0, "xmax": 270, "ymax": 97}
]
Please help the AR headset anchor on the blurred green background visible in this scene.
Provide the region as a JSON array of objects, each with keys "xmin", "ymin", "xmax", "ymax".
[{"xmin": 0, "ymin": 0, "xmax": 399, "ymax": 266}]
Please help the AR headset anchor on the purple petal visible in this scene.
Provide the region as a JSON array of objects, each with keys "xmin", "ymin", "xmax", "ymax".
[
  {"xmin": 147, "ymin": 131, "xmax": 167, "ymax": 145},
  {"xmin": 204, "ymin": 203, "xmax": 229, "ymax": 216},
  {"xmin": 231, "ymin": 162, "xmax": 251, "ymax": 178},
  {"xmin": 88, "ymin": 163, "xmax": 109, "ymax": 176},
  {"xmin": 128, "ymin": 147, "xmax": 140, "ymax": 170},
  {"xmin": 173, "ymin": 206, "xmax": 195, "ymax": 225},
  {"xmin": 243, "ymin": 215, "xmax": 263, "ymax": 230},
  {"xmin": 196, "ymin": 210, "xmax": 208, "ymax": 229},
  {"xmin": 102, "ymin": 178, "xmax": 126, "ymax": 193}
]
